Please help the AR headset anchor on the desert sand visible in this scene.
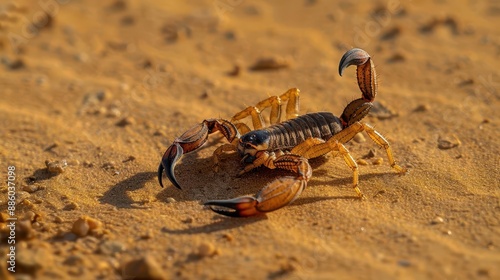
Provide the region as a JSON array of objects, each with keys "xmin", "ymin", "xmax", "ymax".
[{"xmin": 0, "ymin": 0, "xmax": 499, "ymax": 279}]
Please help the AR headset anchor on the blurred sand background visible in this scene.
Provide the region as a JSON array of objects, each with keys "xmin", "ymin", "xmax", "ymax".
[{"xmin": 0, "ymin": 0, "xmax": 499, "ymax": 279}]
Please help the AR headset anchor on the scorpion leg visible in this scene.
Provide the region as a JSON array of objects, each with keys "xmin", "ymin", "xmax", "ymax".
[
  {"xmin": 290, "ymin": 137, "xmax": 362, "ymax": 197},
  {"xmin": 158, "ymin": 119, "xmax": 239, "ymax": 189},
  {"xmin": 360, "ymin": 123, "xmax": 407, "ymax": 173},
  {"xmin": 230, "ymin": 88, "xmax": 301, "ymax": 130},
  {"xmin": 205, "ymin": 153, "xmax": 312, "ymax": 217}
]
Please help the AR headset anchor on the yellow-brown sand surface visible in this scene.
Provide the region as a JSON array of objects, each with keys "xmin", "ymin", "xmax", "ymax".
[{"xmin": 1, "ymin": 0, "xmax": 499, "ymax": 279}]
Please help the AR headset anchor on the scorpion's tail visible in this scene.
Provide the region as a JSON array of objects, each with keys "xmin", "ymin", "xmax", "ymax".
[
  {"xmin": 338, "ymin": 48, "xmax": 377, "ymax": 126},
  {"xmin": 339, "ymin": 48, "xmax": 377, "ymax": 102}
]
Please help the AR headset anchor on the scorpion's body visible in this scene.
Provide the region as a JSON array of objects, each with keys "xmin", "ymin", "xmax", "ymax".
[
  {"xmin": 254, "ymin": 112, "xmax": 343, "ymax": 151},
  {"xmin": 158, "ymin": 48, "xmax": 407, "ymax": 217}
]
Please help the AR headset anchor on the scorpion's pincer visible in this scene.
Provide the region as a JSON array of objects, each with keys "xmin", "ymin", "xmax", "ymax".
[{"xmin": 158, "ymin": 142, "xmax": 184, "ymax": 189}]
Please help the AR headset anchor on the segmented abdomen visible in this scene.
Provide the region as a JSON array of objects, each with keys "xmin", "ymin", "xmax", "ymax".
[{"xmin": 265, "ymin": 112, "xmax": 343, "ymax": 151}]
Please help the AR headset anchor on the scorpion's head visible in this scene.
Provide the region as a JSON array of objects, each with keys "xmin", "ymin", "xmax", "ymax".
[{"xmin": 238, "ymin": 130, "xmax": 271, "ymax": 163}]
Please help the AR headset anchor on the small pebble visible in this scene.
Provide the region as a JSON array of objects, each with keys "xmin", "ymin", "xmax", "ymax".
[
  {"xmin": 414, "ymin": 104, "xmax": 430, "ymax": 112},
  {"xmin": 140, "ymin": 229, "xmax": 154, "ymax": 240},
  {"xmin": 22, "ymin": 184, "xmax": 39, "ymax": 193},
  {"xmin": 438, "ymin": 135, "xmax": 461, "ymax": 150},
  {"xmin": 372, "ymin": 158, "xmax": 384, "ymax": 165},
  {"xmin": 121, "ymin": 256, "xmax": 166, "ymax": 280},
  {"xmin": 102, "ymin": 161, "xmax": 116, "ymax": 170},
  {"xmin": 222, "ymin": 233, "xmax": 234, "ymax": 242},
  {"xmin": 431, "ymin": 216, "xmax": 444, "ymax": 225},
  {"xmin": 165, "ymin": 197, "xmax": 176, "ymax": 203},
  {"xmin": 116, "ymin": 116, "xmax": 135, "ymax": 127},
  {"xmin": 353, "ymin": 133, "xmax": 366, "ymax": 143},
  {"xmin": 72, "ymin": 218, "xmax": 90, "ymax": 237},
  {"xmin": 227, "ymin": 64, "xmax": 241, "ymax": 76},
  {"xmin": 71, "ymin": 216, "xmax": 103, "ymax": 237},
  {"xmin": 356, "ymin": 159, "xmax": 368, "ymax": 166},
  {"xmin": 362, "ymin": 149, "xmax": 377, "ymax": 159},
  {"xmin": 197, "ymin": 241, "xmax": 217, "ymax": 257},
  {"xmin": 250, "ymin": 56, "xmax": 291, "ymax": 71},
  {"xmin": 67, "ymin": 159, "xmax": 80, "ymax": 166},
  {"xmin": 106, "ymin": 107, "xmax": 121, "ymax": 118},
  {"xmin": 183, "ymin": 216, "xmax": 194, "ymax": 224},
  {"xmin": 98, "ymin": 240, "xmax": 127, "ymax": 256},
  {"xmin": 64, "ymin": 201, "xmax": 80, "ymax": 211},
  {"xmin": 398, "ymin": 259, "xmax": 411, "ymax": 267},
  {"xmin": 45, "ymin": 159, "xmax": 67, "ymax": 174}
]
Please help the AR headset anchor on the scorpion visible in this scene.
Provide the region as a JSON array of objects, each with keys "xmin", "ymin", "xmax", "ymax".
[{"xmin": 158, "ymin": 48, "xmax": 407, "ymax": 217}]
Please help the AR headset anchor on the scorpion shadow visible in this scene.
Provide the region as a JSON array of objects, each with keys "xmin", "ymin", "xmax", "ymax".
[
  {"xmin": 99, "ymin": 171, "xmax": 157, "ymax": 208},
  {"xmin": 161, "ymin": 215, "xmax": 266, "ymax": 235}
]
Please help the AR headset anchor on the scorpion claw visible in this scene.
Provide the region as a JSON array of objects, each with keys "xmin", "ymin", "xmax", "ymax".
[
  {"xmin": 338, "ymin": 48, "xmax": 370, "ymax": 76},
  {"xmin": 205, "ymin": 176, "xmax": 306, "ymax": 217},
  {"xmin": 204, "ymin": 196, "xmax": 259, "ymax": 217},
  {"xmin": 159, "ymin": 143, "xmax": 184, "ymax": 189}
]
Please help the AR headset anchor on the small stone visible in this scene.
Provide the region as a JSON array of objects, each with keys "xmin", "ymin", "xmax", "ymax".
[
  {"xmin": 183, "ymin": 216, "xmax": 194, "ymax": 224},
  {"xmin": 438, "ymin": 135, "xmax": 461, "ymax": 150},
  {"xmin": 197, "ymin": 241, "xmax": 217, "ymax": 257},
  {"xmin": 356, "ymin": 159, "xmax": 369, "ymax": 166},
  {"xmin": 250, "ymin": 56, "xmax": 291, "ymax": 71},
  {"xmin": 140, "ymin": 229, "xmax": 154, "ymax": 240},
  {"xmin": 370, "ymin": 101, "xmax": 398, "ymax": 120},
  {"xmin": 98, "ymin": 240, "xmax": 127, "ymax": 256},
  {"xmin": 63, "ymin": 232, "xmax": 78, "ymax": 241},
  {"xmin": 122, "ymin": 256, "xmax": 166, "ymax": 280},
  {"xmin": 67, "ymin": 159, "xmax": 80, "ymax": 166},
  {"xmin": 372, "ymin": 158, "xmax": 384, "ymax": 165},
  {"xmin": 64, "ymin": 201, "xmax": 80, "ymax": 211},
  {"xmin": 45, "ymin": 159, "xmax": 67, "ymax": 174},
  {"xmin": 227, "ymin": 64, "xmax": 241, "ymax": 76},
  {"xmin": 165, "ymin": 197, "xmax": 176, "ymax": 203},
  {"xmin": 54, "ymin": 216, "xmax": 64, "ymax": 223},
  {"xmin": 353, "ymin": 133, "xmax": 366, "ymax": 143},
  {"xmin": 122, "ymin": 155, "xmax": 136, "ymax": 163},
  {"xmin": 72, "ymin": 218, "xmax": 90, "ymax": 237},
  {"xmin": 22, "ymin": 184, "xmax": 39, "ymax": 193},
  {"xmin": 414, "ymin": 104, "xmax": 430, "ymax": 112},
  {"xmin": 106, "ymin": 107, "xmax": 121, "ymax": 118},
  {"xmin": 116, "ymin": 116, "xmax": 135, "ymax": 127},
  {"xmin": 71, "ymin": 216, "xmax": 103, "ymax": 237},
  {"xmin": 398, "ymin": 259, "xmax": 411, "ymax": 267},
  {"xmin": 431, "ymin": 216, "xmax": 444, "ymax": 225},
  {"xmin": 222, "ymin": 233, "xmax": 234, "ymax": 242},
  {"xmin": 64, "ymin": 254, "xmax": 87, "ymax": 266},
  {"xmin": 102, "ymin": 161, "xmax": 116, "ymax": 170},
  {"xmin": 362, "ymin": 149, "xmax": 377, "ymax": 159},
  {"xmin": 200, "ymin": 90, "xmax": 210, "ymax": 99}
]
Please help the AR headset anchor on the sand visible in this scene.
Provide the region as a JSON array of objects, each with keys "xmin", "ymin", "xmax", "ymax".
[{"xmin": 0, "ymin": 0, "xmax": 499, "ymax": 279}]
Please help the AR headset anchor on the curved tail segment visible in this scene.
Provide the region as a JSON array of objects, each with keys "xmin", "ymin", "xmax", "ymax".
[
  {"xmin": 338, "ymin": 48, "xmax": 377, "ymax": 126},
  {"xmin": 339, "ymin": 48, "xmax": 377, "ymax": 102}
]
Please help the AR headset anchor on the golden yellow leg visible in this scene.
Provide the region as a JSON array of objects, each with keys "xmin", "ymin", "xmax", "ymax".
[{"xmin": 361, "ymin": 123, "xmax": 407, "ymax": 173}]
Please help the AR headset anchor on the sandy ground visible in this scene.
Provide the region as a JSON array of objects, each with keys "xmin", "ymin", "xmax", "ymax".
[{"xmin": 0, "ymin": 0, "xmax": 499, "ymax": 279}]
